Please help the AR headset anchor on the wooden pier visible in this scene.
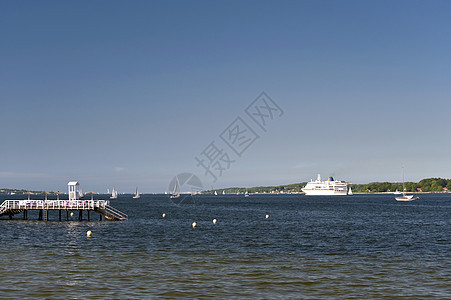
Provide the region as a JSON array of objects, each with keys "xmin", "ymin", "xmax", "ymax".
[
  {"xmin": 0, "ymin": 199, "xmax": 128, "ymax": 221},
  {"xmin": 1, "ymin": 181, "xmax": 127, "ymax": 221}
]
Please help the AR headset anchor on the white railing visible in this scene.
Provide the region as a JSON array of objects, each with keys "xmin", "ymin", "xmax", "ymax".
[{"xmin": 0, "ymin": 200, "xmax": 110, "ymax": 211}]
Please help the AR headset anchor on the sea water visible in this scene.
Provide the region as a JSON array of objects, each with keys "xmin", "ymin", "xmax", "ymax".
[{"xmin": 0, "ymin": 193, "xmax": 449, "ymax": 298}]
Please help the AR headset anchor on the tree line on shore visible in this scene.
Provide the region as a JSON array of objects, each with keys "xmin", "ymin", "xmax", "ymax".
[
  {"xmin": 0, "ymin": 188, "xmax": 49, "ymax": 195},
  {"xmin": 2, "ymin": 177, "xmax": 451, "ymax": 195},
  {"xmin": 351, "ymin": 178, "xmax": 451, "ymax": 193},
  {"xmin": 210, "ymin": 177, "xmax": 451, "ymax": 194}
]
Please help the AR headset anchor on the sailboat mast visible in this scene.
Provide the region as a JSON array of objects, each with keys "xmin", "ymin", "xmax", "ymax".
[
  {"xmin": 402, "ymin": 167, "xmax": 405, "ymax": 196},
  {"xmin": 173, "ymin": 178, "xmax": 179, "ymax": 195}
]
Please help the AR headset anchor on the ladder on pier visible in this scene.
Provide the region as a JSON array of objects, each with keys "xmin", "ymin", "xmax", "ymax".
[{"xmin": 95, "ymin": 205, "xmax": 128, "ymax": 221}]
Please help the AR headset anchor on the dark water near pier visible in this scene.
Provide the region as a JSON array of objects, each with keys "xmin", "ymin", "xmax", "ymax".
[{"xmin": 1, "ymin": 193, "xmax": 450, "ymax": 298}]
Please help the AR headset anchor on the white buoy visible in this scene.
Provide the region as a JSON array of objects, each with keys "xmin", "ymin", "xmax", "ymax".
[
  {"xmin": 86, "ymin": 230, "xmax": 92, "ymax": 237},
  {"xmin": 212, "ymin": 218, "xmax": 217, "ymax": 224},
  {"xmin": 265, "ymin": 214, "xmax": 269, "ymax": 219},
  {"xmin": 192, "ymin": 221, "xmax": 197, "ymax": 228},
  {"xmin": 162, "ymin": 213, "xmax": 166, "ymax": 218},
  {"xmin": 70, "ymin": 212, "xmax": 74, "ymax": 217}
]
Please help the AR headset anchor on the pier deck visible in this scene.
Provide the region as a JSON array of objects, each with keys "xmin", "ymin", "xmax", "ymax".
[{"xmin": 0, "ymin": 199, "xmax": 128, "ymax": 221}]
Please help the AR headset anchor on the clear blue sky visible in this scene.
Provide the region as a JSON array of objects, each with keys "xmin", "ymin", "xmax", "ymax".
[{"xmin": 1, "ymin": 0, "xmax": 451, "ymax": 193}]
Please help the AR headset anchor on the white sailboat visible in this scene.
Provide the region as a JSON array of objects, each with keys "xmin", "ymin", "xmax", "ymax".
[
  {"xmin": 133, "ymin": 187, "xmax": 140, "ymax": 199},
  {"xmin": 222, "ymin": 191, "xmax": 225, "ymax": 195},
  {"xmin": 244, "ymin": 190, "xmax": 249, "ymax": 197},
  {"xmin": 395, "ymin": 168, "xmax": 417, "ymax": 201},
  {"xmin": 214, "ymin": 191, "xmax": 218, "ymax": 196},
  {"xmin": 348, "ymin": 187, "xmax": 353, "ymax": 195},
  {"xmin": 110, "ymin": 187, "xmax": 118, "ymax": 199},
  {"xmin": 170, "ymin": 179, "xmax": 180, "ymax": 199}
]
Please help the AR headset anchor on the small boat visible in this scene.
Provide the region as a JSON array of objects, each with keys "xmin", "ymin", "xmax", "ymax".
[
  {"xmin": 395, "ymin": 168, "xmax": 417, "ymax": 201},
  {"xmin": 348, "ymin": 187, "xmax": 353, "ymax": 195},
  {"xmin": 244, "ymin": 191, "xmax": 249, "ymax": 197},
  {"xmin": 393, "ymin": 189, "xmax": 402, "ymax": 195},
  {"xmin": 170, "ymin": 179, "xmax": 180, "ymax": 199},
  {"xmin": 133, "ymin": 187, "xmax": 140, "ymax": 199},
  {"xmin": 110, "ymin": 187, "xmax": 118, "ymax": 199},
  {"xmin": 222, "ymin": 191, "xmax": 225, "ymax": 195},
  {"xmin": 214, "ymin": 191, "xmax": 218, "ymax": 196}
]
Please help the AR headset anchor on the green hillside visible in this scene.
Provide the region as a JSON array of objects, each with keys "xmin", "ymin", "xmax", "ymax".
[{"xmin": 208, "ymin": 177, "xmax": 451, "ymax": 194}]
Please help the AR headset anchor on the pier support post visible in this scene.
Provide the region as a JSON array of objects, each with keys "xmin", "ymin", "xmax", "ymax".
[
  {"xmin": 87, "ymin": 210, "xmax": 90, "ymax": 221},
  {"xmin": 59, "ymin": 210, "xmax": 61, "ymax": 221},
  {"xmin": 38, "ymin": 210, "xmax": 43, "ymax": 221},
  {"xmin": 66, "ymin": 210, "xmax": 69, "ymax": 221},
  {"xmin": 99, "ymin": 213, "xmax": 102, "ymax": 221},
  {"xmin": 23, "ymin": 210, "xmax": 27, "ymax": 220},
  {"xmin": 78, "ymin": 210, "xmax": 82, "ymax": 221},
  {"xmin": 9, "ymin": 213, "xmax": 12, "ymax": 220}
]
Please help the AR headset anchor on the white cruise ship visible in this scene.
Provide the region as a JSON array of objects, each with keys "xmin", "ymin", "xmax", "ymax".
[{"xmin": 302, "ymin": 174, "xmax": 348, "ymax": 196}]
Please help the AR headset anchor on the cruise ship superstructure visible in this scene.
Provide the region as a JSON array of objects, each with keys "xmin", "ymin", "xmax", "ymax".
[{"xmin": 302, "ymin": 174, "xmax": 348, "ymax": 196}]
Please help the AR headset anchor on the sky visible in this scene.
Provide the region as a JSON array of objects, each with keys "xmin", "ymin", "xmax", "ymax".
[{"xmin": 1, "ymin": 0, "xmax": 451, "ymax": 193}]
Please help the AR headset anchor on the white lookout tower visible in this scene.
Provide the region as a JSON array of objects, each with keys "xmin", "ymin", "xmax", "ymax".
[{"xmin": 68, "ymin": 181, "xmax": 80, "ymax": 201}]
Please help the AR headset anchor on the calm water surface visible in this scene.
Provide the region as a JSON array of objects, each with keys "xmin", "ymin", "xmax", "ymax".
[{"xmin": 1, "ymin": 193, "xmax": 450, "ymax": 298}]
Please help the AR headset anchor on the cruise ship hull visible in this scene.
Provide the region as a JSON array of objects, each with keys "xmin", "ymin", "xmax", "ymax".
[{"xmin": 302, "ymin": 189, "xmax": 347, "ymax": 196}]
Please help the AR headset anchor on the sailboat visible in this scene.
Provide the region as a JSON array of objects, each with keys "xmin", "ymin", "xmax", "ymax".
[
  {"xmin": 348, "ymin": 187, "xmax": 353, "ymax": 195},
  {"xmin": 244, "ymin": 190, "xmax": 249, "ymax": 197},
  {"xmin": 395, "ymin": 168, "xmax": 417, "ymax": 201},
  {"xmin": 214, "ymin": 191, "xmax": 218, "ymax": 196},
  {"xmin": 133, "ymin": 187, "xmax": 140, "ymax": 199},
  {"xmin": 110, "ymin": 187, "xmax": 118, "ymax": 199},
  {"xmin": 222, "ymin": 191, "xmax": 225, "ymax": 195},
  {"xmin": 170, "ymin": 179, "xmax": 180, "ymax": 199}
]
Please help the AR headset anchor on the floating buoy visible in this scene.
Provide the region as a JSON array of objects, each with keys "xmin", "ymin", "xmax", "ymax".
[
  {"xmin": 70, "ymin": 212, "xmax": 74, "ymax": 217},
  {"xmin": 192, "ymin": 221, "xmax": 197, "ymax": 228},
  {"xmin": 265, "ymin": 214, "xmax": 269, "ymax": 219},
  {"xmin": 162, "ymin": 213, "xmax": 166, "ymax": 218},
  {"xmin": 86, "ymin": 230, "xmax": 92, "ymax": 237},
  {"xmin": 212, "ymin": 218, "xmax": 217, "ymax": 224}
]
